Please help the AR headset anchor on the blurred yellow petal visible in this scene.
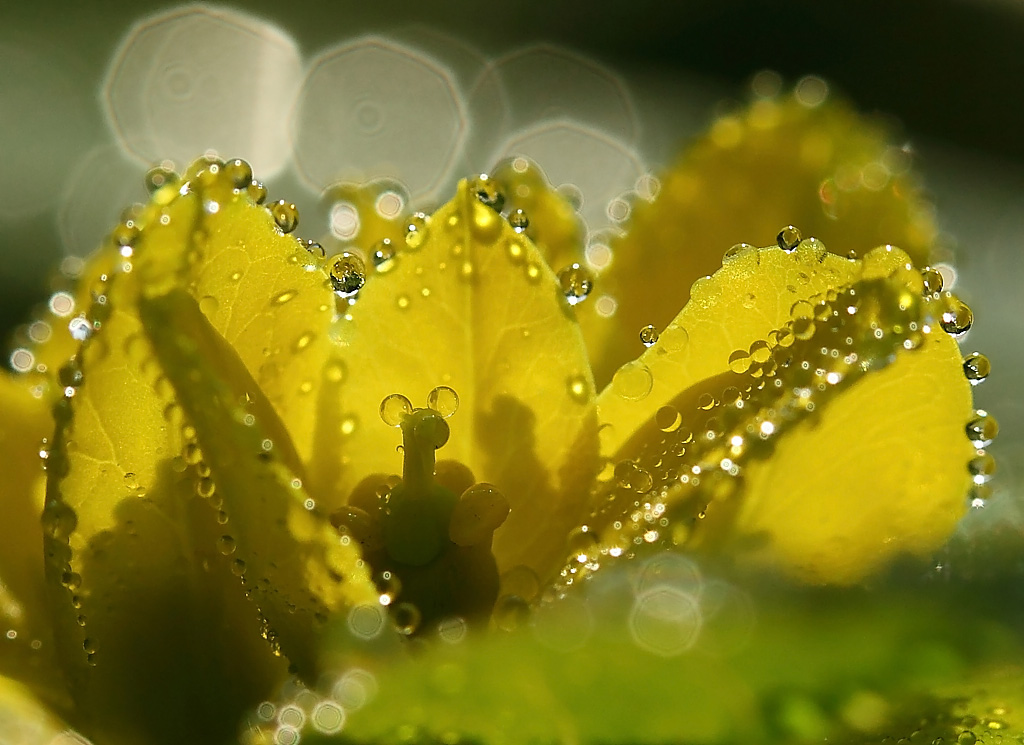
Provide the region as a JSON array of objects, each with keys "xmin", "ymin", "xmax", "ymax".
[
  {"xmin": 141, "ymin": 289, "xmax": 377, "ymax": 675},
  {"xmin": 0, "ymin": 376, "xmax": 62, "ymax": 699},
  {"xmin": 0, "ymin": 674, "xmax": 78, "ymax": 745},
  {"xmin": 329, "ymin": 180, "xmax": 600, "ymax": 582},
  {"xmin": 590, "ymin": 241, "xmax": 975, "ymax": 584},
  {"xmin": 582, "ymin": 91, "xmax": 939, "ymax": 385}
]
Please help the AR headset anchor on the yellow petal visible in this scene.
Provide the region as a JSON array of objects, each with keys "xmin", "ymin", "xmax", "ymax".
[
  {"xmin": 0, "ymin": 375, "xmax": 62, "ymax": 697},
  {"xmin": 140, "ymin": 289, "xmax": 377, "ymax": 674},
  {"xmin": 330, "ymin": 180, "xmax": 600, "ymax": 582},
  {"xmin": 582, "ymin": 92, "xmax": 939, "ymax": 385},
  {"xmin": 590, "ymin": 242, "xmax": 975, "ymax": 584},
  {"xmin": 597, "ymin": 239, "xmax": 863, "ymax": 460},
  {"xmin": 0, "ymin": 674, "xmax": 72, "ymax": 745}
]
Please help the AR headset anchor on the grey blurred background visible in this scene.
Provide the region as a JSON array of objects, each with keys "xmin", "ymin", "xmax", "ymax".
[{"xmin": 2, "ymin": 0, "xmax": 1021, "ymax": 510}]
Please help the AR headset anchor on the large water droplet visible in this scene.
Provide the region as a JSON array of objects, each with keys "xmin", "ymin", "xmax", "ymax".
[
  {"xmin": 224, "ymin": 159, "xmax": 253, "ymax": 189},
  {"xmin": 509, "ymin": 208, "xmax": 529, "ymax": 233},
  {"xmin": 639, "ymin": 325, "xmax": 659, "ymax": 348},
  {"xmin": 329, "ymin": 252, "xmax": 366, "ymax": 297},
  {"xmin": 611, "ymin": 360, "xmax": 653, "ymax": 401},
  {"xmin": 920, "ymin": 266, "xmax": 944, "ymax": 295},
  {"xmin": 270, "ymin": 200, "xmax": 299, "ymax": 233},
  {"xmin": 776, "ymin": 225, "xmax": 802, "ymax": 251},
  {"xmin": 427, "ymin": 385, "xmax": 459, "ymax": 418},
  {"xmin": 470, "ymin": 174, "xmax": 504, "ymax": 212},
  {"xmin": 962, "ymin": 352, "xmax": 990, "ymax": 384},
  {"xmin": 558, "ymin": 263, "xmax": 594, "ymax": 306},
  {"xmin": 940, "ymin": 295, "xmax": 973, "ymax": 336},
  {"xmin": 379, "ymin": 393, "xmax": 413, "ymax": 427},
  {"xmin": 965, "ymin": 410, "xmax": 998, "ymax": 447}
]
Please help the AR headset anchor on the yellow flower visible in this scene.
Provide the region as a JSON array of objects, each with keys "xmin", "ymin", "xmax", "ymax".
[{"xmin": 0, "ymin": 89, "xmax": 1002, "ymax": 745}]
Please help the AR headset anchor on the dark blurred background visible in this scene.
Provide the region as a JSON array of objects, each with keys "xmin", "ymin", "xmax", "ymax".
[{"xmin": 2, "ymin": 0, "xmax": 1022, "ymax": 501}]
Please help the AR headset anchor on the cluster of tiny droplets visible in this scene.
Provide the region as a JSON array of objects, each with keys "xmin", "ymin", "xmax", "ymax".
[{"xmin": 550, "ymin": 231, "xmax": 991, "ymax": 594}]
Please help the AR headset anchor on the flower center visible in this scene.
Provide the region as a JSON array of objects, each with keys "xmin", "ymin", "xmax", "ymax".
[{"xmin": 332, "ymin": 390, "xmax": 511, "ymax": 636}]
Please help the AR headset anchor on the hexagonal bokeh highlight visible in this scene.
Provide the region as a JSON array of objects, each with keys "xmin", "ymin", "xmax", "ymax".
[
  {"xmin": 59, "ymin": 145, "xmax": 148, "ymax": 257},
  {"xmin": 465, "ymin": 43, "xmax": 640, "ymax": 170},
  {"xmin": 293, "ymin": 37, "xmax": 467, "ymax": 202},
  {"xmin": 103, "ymin": 5, "xmax": 301, "ymax": 179},
  {"xmin": 492, "ymin": 119, "xmax": 647, "ymax": 235},
  {"xmin": 628, "ymin": 586, "xmax": 702, "ymax": 657}
]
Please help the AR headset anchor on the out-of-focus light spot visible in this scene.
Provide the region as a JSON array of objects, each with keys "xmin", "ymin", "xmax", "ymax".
[
  {"xmin": 103, "ymin": 5, "xmax": 301, "ymax": 179},
  {"xmin": 595, "ymin": 294, "xmax": 618, "ymax": 318},
  {"xmin": 9, "ymin": 349, "xmax": 34, "ymax": 373},
  {"xmin": 629, "ymin": 586, "xmax": 702, "ymax": 656},
  {"xmin": 468, "ymin": 44, "xmax": 639, "ymax": 161},
  {"xmin": 293, "ymin": 37, "xmax": 467, "ymax": 201},
  {"xmin": 59, "ymin": 146, "xmax": 147, "ymax": 258},
  {"xmin": 0, "ymin": 40, "xmax": 88, "ymax": 220},
  {"xmin": 311, "ymin": 701, "xmax": 346, "ymax": 734},
  {"xmin": 329, "ymin": 201, "xmax": 361, "ymax": 240},
  {"xmin": 331, "ymin": 668, "xmax": 377, "ymax": 710},
  {"xmin": 750, "ymin": 69, "xmax": 783, "ymax": 99},
  {"xmin": 634, "ymin": 553, "xmax": 703, "ymax": 596},
  {"xmin": 531, "ymin": 594, "xmax": 594, "ymax": 651},
  {"xmin": 699, "ymin": 579, "xmax": 756, "ymax": 657},
  {"xmin": 492, "ymin": 119, "xmax": 646, "ymax": 235},
  {"xmin": 346, "ymin": 603, "xmax": 386, "ymax": 640},
  {"xmin": 795, "ymin": 75, "xmax": 830, "ymax": 108}
]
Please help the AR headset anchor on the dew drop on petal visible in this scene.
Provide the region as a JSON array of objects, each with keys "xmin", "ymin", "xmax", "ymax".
[
  {"xmin": 940, "ymin": 295, "xmax": 973, "ymax": 336},
  {"xmin": 329, "ymin": 252, "xmax": 366, "ymax": 297},
  {"xmin": 270, "ymin": 200, "xmax": 299, "ymax": 233},
  {"xmin": 427, "ymin": 385, "xmax": 459, "ymax": 418},
  {"xmin": 639, "ymin": 324, "xmax": 659, "ymax": 348},
  {"xmin": 776, "ymin": 225, "xmax": 802, "ymax": 251},
  {"xmin": 612, "ymin": 360, "xmax": 653, "ymax": 401},
  {"xmin": 968, "ymin": 450, "xmax": 996, "ymax": 483},
  {"xmin": 656, "ymin": 405, "xmax": 681, "ymax": 433},
  {"xmin": 224, "ymin": 158, "xmax": 253, "ymax": 189},
  {"xmin": 470, "ymin": 173, "xmax": 504, "ymax": 212},
  {"xmin": 371, "ymin": 239, "xmax": 397, "ymax": 273},
  {"xmin": 509, "ymin": 208, "xmax": 529, "ymax": 233},
  {"xmin": 962, "ymin": 352, "xmax": 990, "ymax": 384},
  {"xmin": 567, "ymin": 373, "xmax": 589, "ymax": 403},
  {"xmin": 965, "ymin": 410, "xmax": 998, "ymax": 447},
  {"xmin": 920, "ymin": 266, "xmax": 944, "ymax": 294},
  {"xmin": 379, "ymin": 394, "xmax": 412, "ymax": 427},
  {"xmin": 391, "ymin": 602, "xmax": 421, "ymax": 636},
  {"xmin": 404, "ymin": 213, "xmax": 429, "ymax": 251},
  {"xmin": 558, "ymin": 263, "xmax": 594, "ymax": 306}
]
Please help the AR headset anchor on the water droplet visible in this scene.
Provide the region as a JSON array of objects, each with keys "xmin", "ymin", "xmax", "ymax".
[
  {"xmin": 325, "ymin": 359, "xmax": 347, "ymax": 384},
  {"xmin": 558, "ymin": 263, "xmax": 594, "ymax": 306},
  {"xmin": 371, "ymin": 239, "xmax": 397, "ymax": 273},
  {"xmin": 224, "ymin": 159, "xmax": 253, "ymax": 189},
  {"xmin": 404, "ymin": 213, "xmax": 429, "ymax": 251},
  {"xmin": 723, "ymin": 243, "xmax": 755, "ymax": 263},
  {"xmin": 470, "ymin": 174, "xmax": 504, "ymax": 212},
  {"xmin": 728, "ymin": 349, "xmax": 751, "ymax": 374},
  {"xmin": 509, "ymin": 208, "xmax": 529, "ymax": 233},
  {"xmin": 391, "ymin": 602, "xmax": 421, "ymax": 635},
  {"xmin": 612, "ymin": 360, "xmax": 653, "ymax": 401},
  {"xmin": 659, "ymin": 323, "xmax": 689, "ymax": 353},
  {"xmin": 656, "ymin": 405, "xmax": 682, "ymax": 432},
  {"xmin": 42, "ymin": 500, "xmax": 77, "ymax": 540},
  {"xmin": 639, "ymin": 325, "xmax": 659, "ymax": 348},
  {"xmin": 144, "ymin": 165, "xmax": 178, "ymax": 193},
  {"xmin": 396, "ymin": 294, "xmax": 411, "ymax": 310},
  {"xmin": 940, "ymin": 295, "xmax": 973, "ymax": 336},
  {"xmin": 968, "ymin": 451, "xmax": 996, "ymax": 483},
  {"xmin": 380, "ymin": 393, "xmax": 413, "ymax": 427},
  {"xmin": 921, "ymin": 266, "xmax": 944, "ymax": 294},
  {"xmin": 248, "ymin": 180, "xmax": 267, "ymax": 205},
  {"xmin": 965, "ymin": 411, "xmax": 998, "ymax": 447},
  {"xmin": 427, "ymin": 385, "xmax": 459, "ymax": 418},
  {"xmin": 614, "ymin": 460, "xmax": 653, "ymax": 493},
  {"xmin": 776, "ymin": 225, "xmax": 803, "ymax": 251},
  {"xmin": 270, "ymin": 200, "xmax": 299, "ymax": 233},
  {"xmin": 962, "ymin": 352, "xmax": 990, "ymax": 384},
  {"xmin": 231, "ymin": 559, "xmax": 247, "ymax": 577},
  {"xmin": 697, "ymin": 392, "xmax": 717, "ymax": 411},
  {"xmin": 60, "ymin": 570, "xmax": 82, "ymax": 590},
  {"xmin": 567, "ymin": 373, "xmax": 589, "ymax": 403},
  {"xmin": 217, "ymin": 535, "xmax": 236, "ymax": 555},
  {"xmin": 272, "ymin": 289, "xmax": 297, "ymax": 306},
  {"xmin": 302, "ymin": 239, "xmax": 325, "ymax": 257},
  {"xmin": 329, "ymin": 252, "xmax": 366, "ymax": 297}
]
